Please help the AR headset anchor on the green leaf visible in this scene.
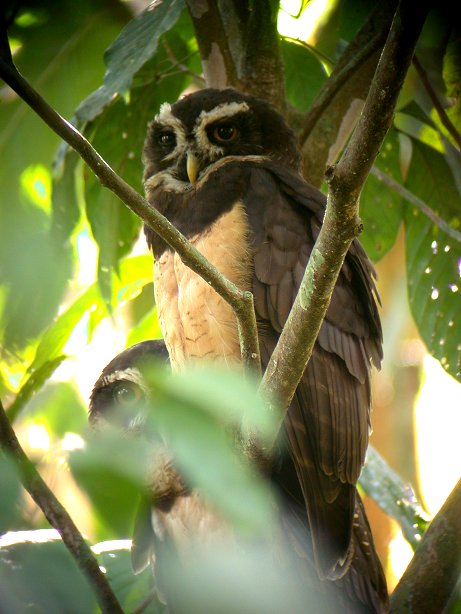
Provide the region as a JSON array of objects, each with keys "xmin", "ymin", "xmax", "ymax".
[
  {"xmin": 359, "ymin": 446, "xmax": 429, "ymax": 549},
  {"xmin": 443, "ymin": 35, "xmax": 461, "ymax": 140},
  {"xmin": 281, "ymin": 39, "xmax": 327, "ymax": 112},
  {"xmin": 0, "ymin": 0, "xmax": 129, "ymax": 350},
  {"xmin": 93, "ymin": 540, "xmax": 164, "ymax": 613},
  {"xmin": 0, "ymin": 455, "xmax": 22, "ymax": 533},
  {"xmin": 28, "ymin": 284, "xmax": 104, "ymax": 375},
  {"xmin": 69, "ymin": 432, "xmax": 150, "ymax": 537},
  {"xmin": 0, "ymin": 529, "xmax": 96, "ymax": 613},
  {"xmin": 7, "ymin": 356, "xmax": 68, "ymax": 424},
  {"xmin": 83, "ymin": 58, "xmax": 188, "ymax": 305},
  {"xmin": 19, "ymin": 381, "xmax": 88, "ymax": 438},
  {"xmin": 51, "ymin": 150, "xmax": 81, "ymax": 246},
  {"xmin": 142, "ymin": 366, "xmax": 277, "ymax": 535},
  {"xmin": 360, "ymin": 128, "xmax": 404, "ymax": 261},
  {"xmin": 76, "ymin": 0, "xmax": 186, "ymax": 122},
  {"xmin": 404, "ymin": 140, "xmax": 461, "ymax": 382}
]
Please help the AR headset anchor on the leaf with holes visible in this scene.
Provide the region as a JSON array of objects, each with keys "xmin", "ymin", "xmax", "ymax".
[{"xmin": 404, "ymin": 140, "xmax": 461, "ymax": 382}]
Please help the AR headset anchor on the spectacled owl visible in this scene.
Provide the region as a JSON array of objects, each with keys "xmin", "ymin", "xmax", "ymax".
[
  {"xmin": 89, "ymin": 340, "xmax": 388, "ymax": 612},
  {"xmin": 142, "ymin": 88, "xmax": 383, "ymax": 583}
]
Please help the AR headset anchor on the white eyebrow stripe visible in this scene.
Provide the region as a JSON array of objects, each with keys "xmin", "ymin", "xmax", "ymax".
[
  {"xmin": 103, "ymin": 367, "xmax": 144, "ymax": 387},
  {"xmin": 193, "ymin": 101, "xmax": 250, "ymax": 161},
  {"xmin": 195, "ymin": 101, "xmax": 250, "ymax": 126},
  {"xmin": 153, "ymin": 103, "xmax": 188, "ymax": 161}
]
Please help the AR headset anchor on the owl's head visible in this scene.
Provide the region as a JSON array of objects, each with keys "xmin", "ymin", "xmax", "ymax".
[
  {"xmin": 89, "ymin": 340, "xmax": 169, "ymax": 431},
  {"xmin": 143, "ymin": 88, "xmax": 300, "ymax": 188}
]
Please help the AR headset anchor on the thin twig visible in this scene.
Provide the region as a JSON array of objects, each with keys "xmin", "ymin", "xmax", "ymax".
[
  {"xmin": 371, "ymin": 166, "xmax": 461, "ymax": 242},
  {"xmin": 0, "ymin": 52, "xmax": 260, "ymax": 374},
  {"xmin": 260, "ymin": 0, "xmax": 432, "ymax": 442},
  {"xmin": 0, "ymin": 398, "xmax": 124, "ymax": 613},
  {"xmin": 413, "ymin": 55, "xmax": 461, "ymax": 151}
]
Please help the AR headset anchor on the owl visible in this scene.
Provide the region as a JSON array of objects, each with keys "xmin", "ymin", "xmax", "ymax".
[
  {"xmin": 142, "ymin": 89, "xmax": 383, "ymax": 584},
  {"xmin": 89, "ymin": 340, "xmax": 388, "ymax": 612}
]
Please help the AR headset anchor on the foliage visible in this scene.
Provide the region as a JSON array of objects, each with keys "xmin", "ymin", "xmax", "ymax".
[{"xmin": 0, "ymin": 0, "xmax": 460, "ymax": 611}]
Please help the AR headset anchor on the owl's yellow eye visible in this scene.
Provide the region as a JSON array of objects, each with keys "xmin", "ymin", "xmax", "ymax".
[
  {"xmin": 113, "ymin": 382, "xmax": 143, "ymax": 406},
  {"xmin": 213, "ymin": 125, "xmax": 238, "ymax": 142}
]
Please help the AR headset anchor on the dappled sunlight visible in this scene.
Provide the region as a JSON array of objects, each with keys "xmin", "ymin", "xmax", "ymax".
[
  {"xmin": 278, "ymin": 0, "xmax": 332, "ymax": 43},
  {"xmin": 415, "ymin": 355, "xmax": 461, "ymax": 516}
]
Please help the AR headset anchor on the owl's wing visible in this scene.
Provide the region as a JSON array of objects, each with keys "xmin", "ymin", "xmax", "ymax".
[{"xmin": 244, "ymin": 162, "xmax": 382, "ymax": 579}]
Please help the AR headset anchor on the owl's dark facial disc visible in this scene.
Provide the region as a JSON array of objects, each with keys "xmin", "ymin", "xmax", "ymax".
[{"xmin": 143, "ymin": 88, "xmax": 301, "ymax": 191}]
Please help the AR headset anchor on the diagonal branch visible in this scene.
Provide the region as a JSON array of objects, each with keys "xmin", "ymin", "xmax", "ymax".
[
  {"xmin": 0, "ymin": 44, "xmax": 260, "ymax": 373},
  {"xmin": 259, "ymin": 0, "xmax": 432, "ymax": 446},
  {"xmin": 0, "ymin": 398, "xmax": 124, "ymax": 614},
  {"xmin": 413, "ymin": 55, "xmax": 461, "ymax": 151},
  {"xmin": 371, "ymin": 166, "xmax": 461, "ymax": 242},
  {"xmin": 390, "ymin": 478, "xmax": 461, "ymax": 613},
  {"xmin": 298, "ymin": 0, "xmax": 398, "ymax": 147}
]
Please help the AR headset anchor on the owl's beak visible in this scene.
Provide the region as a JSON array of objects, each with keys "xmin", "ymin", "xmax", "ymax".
[{"xmin": 186, "ymin": 151, "xmax": 200, "ymax": 186}]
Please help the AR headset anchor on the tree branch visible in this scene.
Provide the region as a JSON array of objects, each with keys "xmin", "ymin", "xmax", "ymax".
[
  {"xmin": 413, "ymin": 54, "xmax": 461, "ymax": 151},
  {"xmin": 298, "ymin": 0, "xmax": 397, "ymax": 147},
  {"xmin": 239, "ymin": 0, "xmax": 286, "ymax": 112},
  {"xmin": 185, "ymin": 0, "xmax": 239, "ymax": 88},
  {"xmin": 390, "ymin": 478, "xmax": 461, "ymax": 613},
  {"xmin": 0, "ymin": 45, "xmax": 260, "ymax": 373},
  {"xmin": 298, "ymin": 0, "xmax": 397, "ymax": 186},
  {"xmin": 370, "ymin": 166, "xmax": 461, "ymax": 243},
  {"xmin": 259, "ymin": 0, "xmax": 432, "ymax": 446},
  {"xmin": 0, "ymin": 398, "xmax": 124, "ymax": 613}
]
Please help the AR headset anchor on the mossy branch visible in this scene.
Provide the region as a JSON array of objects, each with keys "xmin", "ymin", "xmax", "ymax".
[{"xmin": 259, "ymin": 0, "xmax": 432, "ymax": 446}]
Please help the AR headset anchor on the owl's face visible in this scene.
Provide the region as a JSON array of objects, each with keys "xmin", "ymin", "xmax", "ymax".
[
  {"xmin": 89, "ymin": 340, "xmax": 169, "ymax": 431},
  {"xmin": 143, "ymin": 88, "xmax": 300, "ymax": 189}
]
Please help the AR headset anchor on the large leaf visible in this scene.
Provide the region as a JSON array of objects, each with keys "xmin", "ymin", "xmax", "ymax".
[
  {"xmin": 83, "ymin": 32, "xmax": 191, "ymax": 305},
  {"xmin": 0, "ymin": 0, "xmax": 129, "ymax": 351},
  {"xmin": 359, "ymin": 446, "xmax": 429, "ymax": 549},
  {"xmin": 70, "ymin": 433, "xmax": 150, "ymax": 537},
  {"xmin": 360, "ymin": 128, "xmax": 404, "ymax": 261},
  {"xmin": 76, "ymin": 0, "xmax": 186, "ymax": 122},
  {"xmin": 0, "ymin": 531, "xmax": 162, "ymax": 613},
  {"xmin": 0, "ymin": 455, "xmax": 22, "ymax": 534},
  {"xmin": 281, "ymin": 39, "xmax": 327, "ymax": 113},
  {"xmin": 0, "ymin": 530, "xmax": 96, "ymax": 613},
  {"xmin": 7, "ymin": 356, "xmax": 68, "ymax": 423},
  {"xmin": 404, "ymin": 139, "xmax": 461, "ymax": 382},
  {"xmin": 142, "ymin": 365, "xmax": 277, "ymax": 536},
  {"xmin": 443, "ymin": 35, "xmax": 461, "ymax": 138}
]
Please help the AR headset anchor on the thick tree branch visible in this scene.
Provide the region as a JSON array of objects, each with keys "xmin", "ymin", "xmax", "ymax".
[
  {"xmin": 0, "ymin": 398, "xmax": 124, "ymax": 614},
  {"xmin": 390, "ymin": 478, "xmax": 461, "ymax": 613},
  {"xmin": 185, "ymin": 0, "xmax": 239, "ymax": 88},
  {"xmin": 187, "ymin": 0, "xmax": 285, "ymax": 111},
  {"xmin": 260, "ymin": 0, "xmax": 431, "ymax": 446},
  {"xmin": 239, "ymin": 0, "xmax": 286, "ymax": 112},
  {"xmin": 299, "ymin": 0, "xmax": 397, "ymax": 186},
  {"xmin": 298, "ymin": 0, "xmax": 397, "ymax": 147},
  {"xmin": 0, "ymin": 49, "xmax": 260, "ymax": 373}
]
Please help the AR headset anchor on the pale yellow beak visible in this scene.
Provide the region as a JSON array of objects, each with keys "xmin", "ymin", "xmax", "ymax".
[{"xmin": 186, "ymin": 152, "xmax": 200, "ymax": 186}]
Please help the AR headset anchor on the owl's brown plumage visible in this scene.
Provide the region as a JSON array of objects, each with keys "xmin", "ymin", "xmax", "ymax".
[
  {"xmin": 142, "ymin": 88, "xmax": 386, "ymax": 607},
  {"xmin": 89, "ymin": 340, "xmax": 387, "ymax": 612}
]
